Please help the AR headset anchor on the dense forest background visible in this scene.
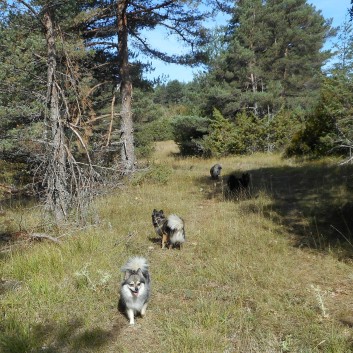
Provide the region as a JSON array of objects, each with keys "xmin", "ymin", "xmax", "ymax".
[{"xmin": 1, "ymin": 0, "xmax": 353, "ymax": 223}]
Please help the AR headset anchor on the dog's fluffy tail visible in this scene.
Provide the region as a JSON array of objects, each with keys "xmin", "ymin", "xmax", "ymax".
[
  {"xmin": 167, "ymin": 214, "xmax": 184, "ymax": 230},
  {"xmin": 167, "ymin": 214, "xmax": 185, "ymax": 244},
  {"xmin": 121, "ymin": 256, "xmax": 149, "ymax": 275}
]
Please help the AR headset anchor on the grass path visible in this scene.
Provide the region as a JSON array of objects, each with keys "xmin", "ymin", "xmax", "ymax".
[{"xmin": 1, "ymin": 141, "xmax": 353, "ymax": 352}]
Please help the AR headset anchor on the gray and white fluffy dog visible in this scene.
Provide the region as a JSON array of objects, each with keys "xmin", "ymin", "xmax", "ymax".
[
  {"xmin": 152, "ymin": 209, "xmax": 186, "ymax": 249},
  {"xmin": 210, "ymin": 164, "xmax": 222, "ymax": 180},
  {"xmin": 119, "ymin": 256, "xmax": 151, "ymax": 325}
]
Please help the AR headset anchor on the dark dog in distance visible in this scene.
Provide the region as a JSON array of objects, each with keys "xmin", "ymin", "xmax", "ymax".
[
  {"xmin": 227, "ymin": 172, "xmax": 250, "ymax": 198},
  {"xmin": 210, "ymin": 164, "xmax": 222, "ymax": 180}
]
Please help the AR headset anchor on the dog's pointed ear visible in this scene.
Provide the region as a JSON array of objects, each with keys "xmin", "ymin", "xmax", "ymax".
[
  {"xmin": 136, "ymin": 268, "xmax": 143, "ymax": 277},
  {"xmin": 124, "ymin": 270, "xmax": 131, "ymax": 280}
]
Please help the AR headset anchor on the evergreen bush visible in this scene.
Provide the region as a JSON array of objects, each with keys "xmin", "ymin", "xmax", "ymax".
[
  {"xmin": 202, "ymin": 109, "xmax": 239, "ymax": 157},
  {"xmin": 171, "ymin": 115, "xmax": 210, "ymax": 156},
  {"xmin": 134, "ymin": 118, "xmax": 174, "ymax": 158}
]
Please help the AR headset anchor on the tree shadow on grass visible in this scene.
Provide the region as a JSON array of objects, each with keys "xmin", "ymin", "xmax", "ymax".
[
  {"xmin": 194, "ymin": 172, "xmax": 252, "ymax": 202},
  {"xmin": 244, "ymin": 162, "xmax": 353, "ymax": 259},
  {"xmin": 193, "ymin": 174, "xmax": 227, "ymax": 201},
  {"xmin": 193, "ymin": 162, "xmax": 353, "ymax": 259},
  {"xmin": 0, "ymin": 316, "xmax": 123, "ymax": 353}
]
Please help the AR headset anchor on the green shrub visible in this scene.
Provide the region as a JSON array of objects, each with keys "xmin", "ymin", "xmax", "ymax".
[
  {"xmin": 285, "ymin": 110, "xmax": 337, "ymax": 157},
  {"xmin": 202, "ymin": 109, "xmax": 239, "ymax": 157},
  {"xmin": 285, "ymin": 75, "xmax": 353, "ymax": 158},
  {"xmin": 135, "ymin": 118, "xmax": 174, "ymax": 158},
  {"xmin": 171, "ymin": 115, "xmax": 210, "ymax": 156},
  {"xmin": 234, "ymin": 112, "xmax": 266, "ymax": 154},
  {"xmin": 264, "ymin": 110, "xmax": 303, "ymax": 152},
  {"xmin": 233, "ymin": 111, "xmax": 302, "ymax": 155},
  {"xmin": 169, "ymin": 110, "xmax": 300, "ymax": 158},
  {"xmin": 146, "ymin": 118, "xmax": 174, "ymax": 141}
]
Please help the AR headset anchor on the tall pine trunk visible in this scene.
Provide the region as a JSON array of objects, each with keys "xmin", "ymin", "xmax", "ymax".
[
  {"xmin": 43, "ymin": 6, "xmax": 69, "ymax": 222},
  {"xmin": 117, "ymin": 0, "xmax": 136, "ymax": 174}
]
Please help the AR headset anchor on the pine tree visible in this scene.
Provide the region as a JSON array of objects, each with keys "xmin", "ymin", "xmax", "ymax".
[
  {"xmin": 77, "ymin": 0, "xmax": 219, "ymax": 173},
  {"xmin": 286, "ymin": 17, "xmax": 353, "ymax": 159},
  {"xmin": 331, "ymin": 18, "xmax": 353, "ymax": 75},
  {"xmin": 262, "ymin": 0, "xmax": 333, "ymax": 110},
  {"xmin": 0, "ymin": 4, "xmax": 46, "ymax": 129},
  {"xmin": 206, "ymin": 0, "xmax": 334, "ymax": 117}
]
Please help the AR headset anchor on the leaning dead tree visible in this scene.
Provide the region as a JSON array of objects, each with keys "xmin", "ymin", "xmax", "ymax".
[
  {"xmin": 42, "ymin": 4, "xmax": 103, "ymax": 224},
  {"xmin": 16, "ymin": 0, "xmax": 100, "ymax": 225}
]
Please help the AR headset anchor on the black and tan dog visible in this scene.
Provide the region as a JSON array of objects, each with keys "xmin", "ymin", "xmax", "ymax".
[{"xmin": 151, "ymin": 209, "xmax": 185, "ymax": 249}]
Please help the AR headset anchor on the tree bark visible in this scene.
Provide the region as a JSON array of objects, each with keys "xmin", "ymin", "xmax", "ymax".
[
  {"xmin": 43, "ymin": 5, "xmax": 69, "ymax": 222},
  {"xmin": 117, "ymin": 0, "xmax": 136, "ymax": 174}
]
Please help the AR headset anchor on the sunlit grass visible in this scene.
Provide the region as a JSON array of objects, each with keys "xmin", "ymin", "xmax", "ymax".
[{"xmin": 1, "ymin": 142, "xmax": 353, "ymax": 352}]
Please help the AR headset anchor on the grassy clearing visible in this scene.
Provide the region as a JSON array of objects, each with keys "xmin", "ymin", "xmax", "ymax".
[{"xmin": 1, "ymin": 141, "xmax": 353, "ymax": 352}]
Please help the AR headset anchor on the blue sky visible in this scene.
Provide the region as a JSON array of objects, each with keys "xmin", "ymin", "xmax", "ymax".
[{"xmin": 142, "ymin": 0, "xmax": 351, "ymax": 82}]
